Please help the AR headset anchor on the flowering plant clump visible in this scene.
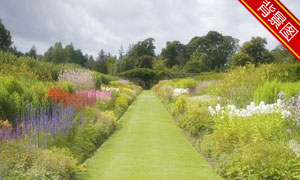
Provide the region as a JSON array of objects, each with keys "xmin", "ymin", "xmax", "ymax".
[
  {"xmin": 289, "ymin": 140, "xmax": 300, "ymax": 157},
  {"xmin": 101, "ymin": 86, "xmax": 119, "ymax": 92},
  {"xmin": 118, "ymin": 80, "xmax": 131, "ymax": 85},
  {"xmin": 283, "ymin": 92, "xmax": 300, "ymax": 126},
  {"xmin": 48, "ymin": 87, "xmax": 96, "ymax": 108},
  {"xmin": 0, "ymin": 105, "xmax": 80, "ymax": 149},
  {"xmin": 208, "ymin": 99, "xmax": 286, "ymax": 118},
  {"xmin": 173, "ymin": 88, "xmax": 189, "ymax": 97},
  {"xmin": 81, "ymin": 90, "xmax": 112, "ymax": 101},
  {"xmin": 58, "ymin": 70, "xmax": 95, "ymax": 91}
]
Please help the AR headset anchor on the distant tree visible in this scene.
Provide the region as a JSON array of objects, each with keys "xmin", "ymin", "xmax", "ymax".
[
  {"xmin": 132, "ymin": 38, "xmax": 155, "ymax": 57},
  {"xmin": 230, "ymin": 51, "xmax": 254, "ymax": 66},
  {"xmin": 272, "ymin": 44, "xmax": 297, "ymax": 63},
  {"xmin": 25, "ymin": 46, "xmax": 37, "ymax": 59},
  {"xmin": 0, "ymin": 19, "xmax": 12, "ymax": 51},
  {"xmin": 106, "ymin": 56, "xmax": 116, "ymax": 75},
  {"xmin": 183, "ymin": 60, "xmax": 205, "ymax": 73},
  {"xmin": 43, "ymin": 42, "xmax": 86, "ymax": 65},
  {"xmin": 240, "ymin": 36, "xmax": 273, "ymax": 64},
  {"xmin": 96, "ymin": 49, "xmax": 108, "ymax": 74},
  {"xmin": 186, "ymin": 31, "xmax": 239, "ymax": 71},
  {"xmin": 135, "ymin": 55, "xmax": 154, "ymax": 69},
  {"xmin": 153, "ymin": 59, "xmax": 167, "ymax": 71},
  {"xmin": 119, "ymin": 45, "xmax": 124, "ymax": 59},
  {"xmin": 161, "ymin": 41, "xmax": 186, "ymax": 68},
  {"xmin": 11, "ymin": 46, "xmax": 24, "ymax": 57}
]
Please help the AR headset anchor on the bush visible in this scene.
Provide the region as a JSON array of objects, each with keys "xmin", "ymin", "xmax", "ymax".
[
  {"xmin": 0, "ymin": 143, "xmax": 82, "ymax": 179},
  {"xmin": 109, "ymin": 80, "xmax": 124, "ymax": 86},
  {"xmin": 254, "ymin": 81, "xmax": 300, "ymax": 104},
  {"xmin": 195, "ymin": 72, "xmax": 225, "ymax": 81},
  {"xmin": 58, "ymin": 69, "xmax": 96, "ymax": 91},
  {"xmin": 210, "ymin": 64, "xmax": 280, "ymax": 107},
  {"xmin": 68, "ymin": 108, "xmax": 116, "ymax": 162}
]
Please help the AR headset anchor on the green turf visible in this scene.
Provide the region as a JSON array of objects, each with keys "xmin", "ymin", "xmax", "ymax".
[{"xmin": 76, "ymin": 90, "xmax": 222, "ymax": 180}]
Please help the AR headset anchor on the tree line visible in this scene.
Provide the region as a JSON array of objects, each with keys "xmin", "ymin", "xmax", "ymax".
[{"xmin": 0, "ymin": 19, "xmax": 297, "ymax": 75}]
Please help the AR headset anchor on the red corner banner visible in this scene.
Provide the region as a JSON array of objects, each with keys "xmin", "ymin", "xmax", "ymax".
[{"xmin": 239, "ymin": 0, "xmax": 300, "ymax": 62}]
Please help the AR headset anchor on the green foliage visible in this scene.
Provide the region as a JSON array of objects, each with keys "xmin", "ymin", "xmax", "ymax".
[
  {"xmin": 160, "ymin": 78, "xmax": 198, "ymax": 89},
  {"xmin": 254, "ymin": 81, "xmax": 300, "ymax": 104},
  {"xmin": 230, "ymin": 51, "xmax": 254, "ymax": 66},
  {"xmin": 275, "ymin": 63, "xmax": 300, "ymax": 82},
  {"xmin": 109, "ymin": 80, "xmax": 124, "ymax": 86},
  {"xmin": 200, "ymin": 113, "xmax": 296, "ymax": 179},
  {"xmin": 0, "ymin": 51, "xmax": 81, "ymax": 81},
  {"xmin": 240, "ymin": 36, "xmax": 273, "ymax": 64},
  {"xmin": 68, "ymin": 108, "xmax": 117, "ymax": 162},
  {"xmin": 120, "ymin": 68, "xmax": 169, "ymax": 89},
  {"xmin": 0, "ymin": 143, "xmax": 82, "ymax": 179},
  {"xmin": 272, "ymin": 45, "xmax": 297, "ymax": 64},
  {"xmin": 175, "ymin": 97, "xmax": 216, "ymax": 137},
  {"xmin": 210, "ymin": 64, "xmax": 281, "ymax": 107},
  {"xmin": 43, "ymin": 42, "xmax": 87, "ymax": 66},
  {"xmin": 195, "ymin": 72, "xmax": 225, "ymax": 81},
  {"xmin": 0, "ymin": 19, "xmax": 12, "ymax": 51},
  {"xmin": 183, "ymin": 60, "xmax": 205, "ymax": 73},
  {"xmin": 114, "ymin": 93, "xmax": 131, "ymax": 118},
  {"xmin": 186, "ymin": 31, "xmax": 238, "ymax": 71},
  {"xmin": 135, "ymin": 55, "xmax": 154, "ymax": 69},
  {"xmin": 100, "ymin": 73, "xmax": 120, "ymax": 84},
  {"xmin": 0, "ymin": 76, "xmax": 54, "ymax": 121},
  {"xmin": 161, "ymin": 41, "xmax": 186, "ymax": 68}
]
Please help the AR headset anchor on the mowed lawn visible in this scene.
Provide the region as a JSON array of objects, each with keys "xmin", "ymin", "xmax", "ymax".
[{"xmin": 76, "ymin": 90, "xmax": 222, "ymax": 180}]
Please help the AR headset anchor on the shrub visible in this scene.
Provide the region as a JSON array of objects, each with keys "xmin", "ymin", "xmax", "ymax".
[
  {"xmin": 0, "ymin": 143, "xmax": 82, "ymax": 179},
  {"xmin": 109, "ymin": 80, "xmax": 124, "ymax": 86},
  {"xmin": 211, "ymin": 64, "xmax": 280, "ymax": 107},
  {"xmin": 202, "ymin": 101, "xmax": 297, "ymax": 179},
  {"xmin": 173, "ymin": 78, "xmax": 198, "ymax": 89},
  {"xmin": 58, "ymin": 69, "xmax": 96, "ymax": 91},
  {"xmin": 195, "ymin": 72, "xmax": 225, "ymax": 81},
  {"xmin": 68, "ymin": 108, "xmax": 116, "ymax": 162},
  {"xmin": 254, "ymin": 81, "xmax": 300, "ymax": 104}
]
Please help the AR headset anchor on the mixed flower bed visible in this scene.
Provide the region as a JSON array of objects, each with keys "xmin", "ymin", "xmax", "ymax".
[
  {"xmin": 0, "ymin": 52, "xmax": 142, "ymax": 179},
  {"xmin": 153, "ymin": 64, "xmax": 300, "ymax": 179}
]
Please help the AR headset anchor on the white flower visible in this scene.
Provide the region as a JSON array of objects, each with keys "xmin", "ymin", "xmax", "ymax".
[
  {"xmin": 289, "ymin": 140, "xmax": 300, "ymax": 157},
  {"xmin": 101, "ymin": 87, "xmax": 119, "ymax": 92},
  {"xmin": 173, "ymin": 88, "xmax": 189, "ymax": 97},
  {"xmin": 282, "ymin": 110, "xmax": 292, "ymax": 119}
]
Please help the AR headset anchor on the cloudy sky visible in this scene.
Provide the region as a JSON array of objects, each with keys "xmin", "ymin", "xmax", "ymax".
[{"xmin": 0, "ymin": 0, "xmax": 299, "ymax": 57}]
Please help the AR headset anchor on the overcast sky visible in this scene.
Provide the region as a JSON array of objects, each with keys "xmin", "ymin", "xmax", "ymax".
[{"xmin": 0, "ymin": 0, "xmax": 299, "ymax": 57}]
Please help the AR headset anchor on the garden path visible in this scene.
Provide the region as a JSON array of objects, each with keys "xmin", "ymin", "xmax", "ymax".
[{"xmin": 76, "ymin": 90, "xmax": 221, "ymax": 180}]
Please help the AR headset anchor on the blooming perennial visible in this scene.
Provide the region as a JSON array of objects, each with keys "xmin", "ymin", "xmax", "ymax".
[
  {"xmin": 81, "ymin": 90, "xmax": 112, "ymax": 101},
  {"xmin": 289, "ymin": 140, "xmax": 300, "ymax": 157},
  {"xmin": 173, "ymin": 88, "xmax": 189, "ymax": 97},
  {"xmin": 208, "ymin": 99, "xmax": 288, "ymax": 118},
  {"xmin": 101, "ymin": 87, "xmax": 119, "ymax": 92}
]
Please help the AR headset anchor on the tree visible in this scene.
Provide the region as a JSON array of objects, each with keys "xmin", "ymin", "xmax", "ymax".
[
  {"xmin": 106, "ymin": 57, "xmax": 116, "ymax": 75},
  {"xmin": 135, "ymin": 55, "xmax": 154, "ymax": 69},
  {"xmin": 43, "ymin": 42, "xmax": 86, "ymax": 65},
  {"xmin": 161, "ymin": 41, "xmax": 186, "ymax": 68},
  {"xmin": 26, "ymin": 46, "xmax": 37, "ymax": 59},
  {"xmin": 272, "ymin": 44, "xmax": 297, "ymax": 63},
  {"xmin": 96, "ymin": 49, "xmax": 108, "ymax": 74},
  {"xmin": 183, "ymin": 60, "xmax": 205, "ymax": 73},
  {"xmin": 0, "ymin": 19, "xmax": 12, "ymax": 51},
  {"xmin": 119, "ymin": 45, "xmax": 124, "ymax": 60},
  {"xmin": 240, "ymin": 36, "xmax": 273, "ymax": 64},
  {"xmin": 186, "ymin": 31, "xmax": 238, "ymax": 71},
  {"xmin": 230, "ymin": 51, "xmax": 254, "ymax": 66},
  {"xmin": 132, "ymin": 38, "xmax": 156, "ymax": 57}
]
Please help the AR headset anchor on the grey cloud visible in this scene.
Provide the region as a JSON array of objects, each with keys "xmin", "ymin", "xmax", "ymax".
[{"xmin": 0, "ymin": 0, "xmax": 299, "ymax": 57}]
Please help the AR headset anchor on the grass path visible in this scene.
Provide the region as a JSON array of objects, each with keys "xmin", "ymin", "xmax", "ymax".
[{"xmin": 76, "ymin": 90, "xmax": 222, "ymax": 180}]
